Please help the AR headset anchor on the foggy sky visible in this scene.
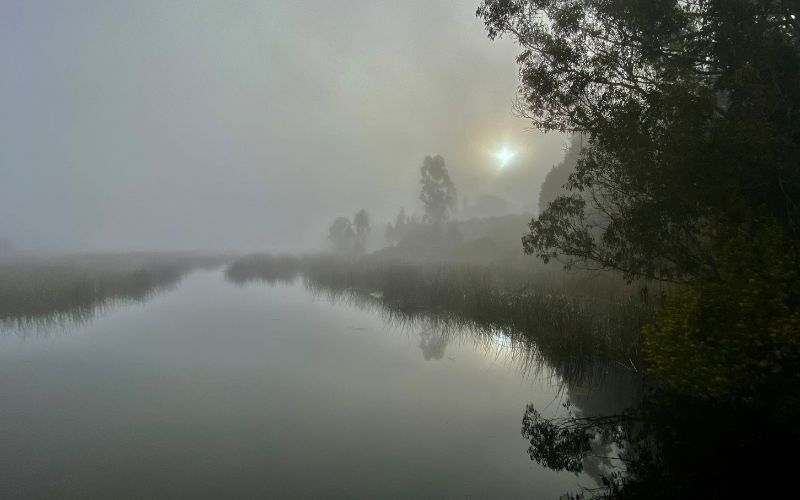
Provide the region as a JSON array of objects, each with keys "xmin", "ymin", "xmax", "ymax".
[{"xmin": 1, "ymin": 0, "xmax": 567, "ymax": 252}]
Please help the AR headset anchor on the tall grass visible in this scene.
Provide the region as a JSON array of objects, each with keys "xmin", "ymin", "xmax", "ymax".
[
  {"xmin": 0, "ymin": 252, "xmax": 226, "ymax": 333},
  {"xmin": 226, "ymin": 253, "xmax": 658, "ymax": 385}
]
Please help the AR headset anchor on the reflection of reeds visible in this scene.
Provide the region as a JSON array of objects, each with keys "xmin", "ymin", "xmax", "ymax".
[
  {"xmin": 0, "ymin": 253, "xmax": 226, "ymax": 335},
  {"xmin": 224, "ymin": 253, "xmax": 301, "ymax": 286},
  {"xmin": 227, "ymin": 253, "xmax": 657, "ymax": 387}
]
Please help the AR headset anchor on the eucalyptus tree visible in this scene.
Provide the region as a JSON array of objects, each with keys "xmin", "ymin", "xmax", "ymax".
[
  {"xmin": 478, "ymin": 0, "xmax": 800, "ymax": 283},
  {"xmin": 353, "ymin": 209, "xmax": 371, "ymax": 253},
  {"xmin": 419, "ymin": 155, "xmax": 458, "ymax": 226},
  {"xmin": 328, "ymin": 217, "xmax": 355, "ymax": 253}
]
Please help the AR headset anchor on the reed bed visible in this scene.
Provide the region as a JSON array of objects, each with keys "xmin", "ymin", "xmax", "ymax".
[
  {"xmin": 226, "ymin": 253, "xmax": 657, "ymax": 385},
  {"xmin": 0, "ymin": 252, "xmax": 225, "ymax": 332}
]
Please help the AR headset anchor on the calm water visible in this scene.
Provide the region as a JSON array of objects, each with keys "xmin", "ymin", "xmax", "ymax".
[{"xmin": 0, "ymin": 270, "xmax": 613, "ymax": 499}]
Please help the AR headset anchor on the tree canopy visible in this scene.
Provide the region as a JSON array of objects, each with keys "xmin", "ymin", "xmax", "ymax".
[
  {"xmin": 353, "ymin": 209, "xmax": 370, "ymax": 253},
  {"xmin": 419, "ymin": 155, "xmax": 458, "ymax": 226},
  {"xmin": 478, "ymin": 0, "xmax": 800, "ymax": 283},
  {"xmin": 328, "ymin": 217, "xmax": 355, "ymax": 253}
]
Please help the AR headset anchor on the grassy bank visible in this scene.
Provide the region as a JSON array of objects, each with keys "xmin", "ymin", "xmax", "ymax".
[
  {"xmin": 0, "ymin": 252, "xmax": 227, "ymax": 331},
  {"xmin": 226, "ymin": 253, "xmax": 657, "ymax": 384}
]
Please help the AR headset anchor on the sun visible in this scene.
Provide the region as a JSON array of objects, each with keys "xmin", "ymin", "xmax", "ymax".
[{"xmin": 493, "ymin": 146, "xmax": 516, "ymax": 168}]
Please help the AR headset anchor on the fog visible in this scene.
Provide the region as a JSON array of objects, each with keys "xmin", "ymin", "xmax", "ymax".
[
  {"xmin": 3, "ymin": 2, "xmax": 798, "ymax": 498},
  {"xmin": 1, "ymin": 0, "xmax": 567, "ymax": 252}
]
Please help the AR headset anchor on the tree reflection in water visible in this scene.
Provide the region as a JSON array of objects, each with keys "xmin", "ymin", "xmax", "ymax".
[
  {"xmin": 10, "ymin": 253, "xmax": 797, "ymax": 497},
  {"xmin": 256, "ymin": 258, "xmax": 654, "ymax": 497},
  {"xmin": 418, "ymin": 326, "xmax": 449, "ymax": 360},
  {"xmin": 265, "ymin": 258, "xmax": 799, "ymax": 499},
  {"xmin": 523, "ymin": 387, "xmax": 800, "ymax": 499}
]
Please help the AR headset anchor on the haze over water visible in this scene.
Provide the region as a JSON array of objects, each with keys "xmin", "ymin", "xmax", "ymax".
[
  {"xmin": 6, "ymin": 1, "xmax": 788, "ymax": 498},
  {"xmin": 0, "ymin": 270, "xmax": 602, "ymax": 499}
]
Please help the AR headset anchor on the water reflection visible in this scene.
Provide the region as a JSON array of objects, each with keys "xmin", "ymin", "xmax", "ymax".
[
  {"xmin": 0, "ymin": 270, "xmax": 592, "ymax": 498},
  {"xmin": 565, "ymin": 370, "xmax": 643, "ymax": 490},
  {"xmin": 222, "ymin": 257, "xmax": 662, "ymax": 498},
  {"xmin": 1, "ymin": 256, "xmax": 652, "ymax": 498},
  {"xmin": 418, "ymin": 327, "xmax": 448, "ymax": 360},
  {"xmin": 221, "ymin": 256, "xmax": 648, "ymax": 401},
  {"xmin": 518, "ymin": 368, "xmax": 644, "ymax": 497},
  {"xmin": 0, "ymin": 254, "xmax": 223, "ymax": 335},
  {"xmin": 224, "ymin": 253, "xmax": 301, "ymax": 286},
  {"xmin": 294, "ymin": 269, "xmax": 644, "ymax": 391}
]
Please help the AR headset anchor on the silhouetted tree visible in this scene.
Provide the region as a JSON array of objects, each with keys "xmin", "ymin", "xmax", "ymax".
[
  {"xmin": 385, "ymin": 207, "xmax": 408, "ymax": 246},
  {"xmin": 328, "ymin": 217, "xmax": 355, "ymax": 253},
  {"xmin": 478, "ymin": 0, "xmax": 800, "ymax": 283},
  {"xmin": 479, "ymin": 0, "xmax": 800, "ymax": 405},
  {"xmin": 353, "ymin": 209, "xmax": 370, "ymax": 253},
  {"xmin": 419, "ymin": 155, "xmax": 457, "ymax": 226}
]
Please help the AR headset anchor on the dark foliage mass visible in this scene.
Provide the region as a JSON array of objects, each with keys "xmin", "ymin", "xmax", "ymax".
[
  {"xmin": 328, "ymin": 216, "xmax": 356, "ymax": 253},
  {"xmin": 478, "ymin": 1, "xmax": 800, "ymax": 497},
  {"xmin": 477, "ymin": 0, "xmax": 800, "ymax": 400},
  {"xmin": 523, "ymin": 389, "xmax": 800, "ymax": 500},
  {"xmin": 479, "ymin": 0, "xmax": 800, "ymax": 283}
]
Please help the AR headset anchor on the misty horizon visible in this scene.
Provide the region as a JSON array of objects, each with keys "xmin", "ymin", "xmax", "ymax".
[
  {"xmin": 1, "ymin": 0, "xmax": 568, "ymax": 252},
  {"xmin": 5, "ymin": 2, "xmax": 794, "ymax": 498}
]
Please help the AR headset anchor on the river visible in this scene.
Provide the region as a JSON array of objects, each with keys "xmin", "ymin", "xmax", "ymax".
[{"xmin": 0, "ymin": 269, "xmax": 628, "ymax": 499}]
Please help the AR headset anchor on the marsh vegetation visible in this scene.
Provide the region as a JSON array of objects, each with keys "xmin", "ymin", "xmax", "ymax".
[
  {"xmin": 0, "ymin": 261, "xmax": 621, "ymax": 499},
  {"xmin": 0, "ymin": 253, "xmax": 226, "ymax": 333},
  {"xmin": 2, "ymin": 0, "xmax": 799, "ymax": 497},
  {"xmin": 225, "ymin": 253, "xmax": 655, "ymax": 387}
]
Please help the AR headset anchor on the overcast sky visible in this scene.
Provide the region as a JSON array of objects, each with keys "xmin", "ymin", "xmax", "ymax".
[{"xmin": 1, "ymin": 0, "xmax": 568, "ymax": 252}]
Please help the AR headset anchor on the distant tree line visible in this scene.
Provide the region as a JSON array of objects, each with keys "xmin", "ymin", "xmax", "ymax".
[
  {"xmin": 332, "ymin": 154, "xmax": 465, "ymax": 254},
  {"xmin": 383, "ymin": 154, "xmax": 463, "ymax": 250},
  {"xmin": 328, "ymin": 208, "xmax": 370, "ymax": 254}
]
